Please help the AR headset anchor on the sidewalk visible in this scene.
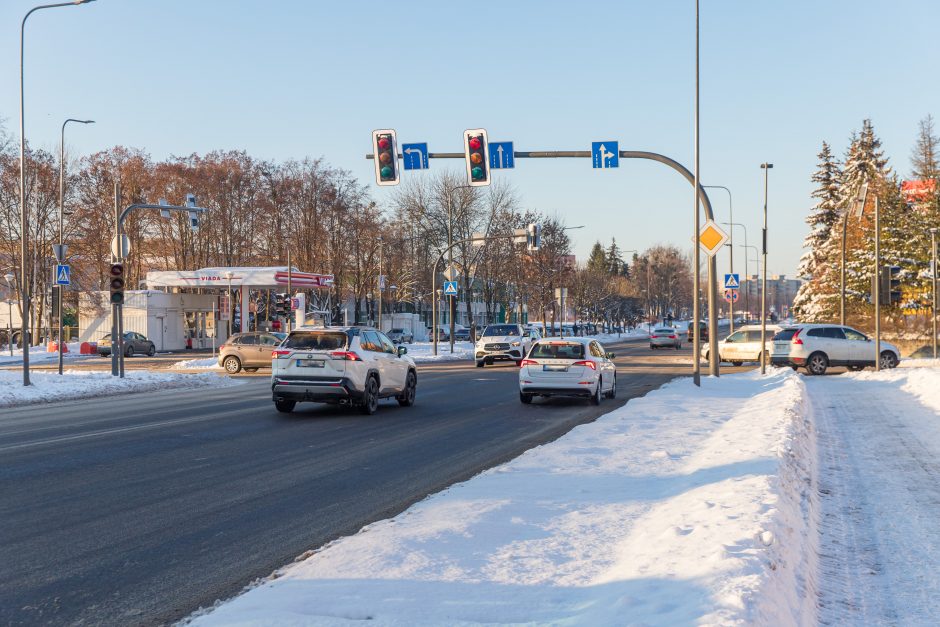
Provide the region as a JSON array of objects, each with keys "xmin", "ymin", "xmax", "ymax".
[{"xmin": 190, "ymin": 368, "xmax": 818, "ymax": 626}]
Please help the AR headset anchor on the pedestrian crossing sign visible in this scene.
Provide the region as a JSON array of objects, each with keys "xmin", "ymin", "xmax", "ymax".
[
  {"xmin": 55, "ymin": 264, "xmax": 71, "ymax": 286},
  {"xmin": 724, "ymin": 273, "xmax": 740, "ymax": 289},
  {"xmin": 443, "ymin": 281, "xmax": 458, "ymax": 296}
]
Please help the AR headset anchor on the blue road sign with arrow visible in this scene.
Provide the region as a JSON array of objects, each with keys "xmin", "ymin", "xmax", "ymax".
[
  {"xmin": 724, "ymin": 273, "xmax": 740, "ymax": 289},
  {"xmin": 55, "ymin": 264, "xmax": 70, "ymax": 286},
  {"xmin": 443, "ymin": 281, "xmax": 458, "ymax": 296},
  {"xmin": 592, "ymin": 141, "xmax": 619, "ymax": 168},
  {"xmin": 402, "ymin": 143, "xmax": 429, "ymax": 170},
  {"xmin": 489, "ymin": 141, "xmax": 514, "ymax": 169}
]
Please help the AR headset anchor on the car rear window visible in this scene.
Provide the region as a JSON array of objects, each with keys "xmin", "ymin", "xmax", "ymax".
[
  {"xmin": 653, "ymin": 328, "xmax": 673, "ymax": 334},
  {"xmin": 773, "ymin": 328, "xmax": 798, "ymax": 341},
  {"xmin": 282, "ymin": 331, "xmax": 347, "ymax": 351},
  {"xmin": 530, "ymin": 342, "xmax": 585, "ymax": 359}
]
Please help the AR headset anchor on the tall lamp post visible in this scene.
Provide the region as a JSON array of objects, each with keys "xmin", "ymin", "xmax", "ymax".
[
  {"xmin": 4, "ymin": 273, "xmax": 15, "ymax": 357},
  {"xmin": 930, "ymin": 228, "xmax": 937, "ymax": 360},
  {"xmin": 759, "ymin": 163, "xmax": 773, "ymax": 374},
  {"xmin": 739, "ymin": 244, "xmax": 760, "ymax": 321},
  {"xmin": 705, "ymin": 185, "xmax": 734, "ymax": 334},
  {"xmin": 57, "ymin": 117, "xmax": 94, "ymax": 375},
  {"xmin": 19, "ymin": 0, "xmax": 95, "ymax": 386},
  {"xmin": 724, "ymin": 222, "xmax": 750, "ymax": 322}
]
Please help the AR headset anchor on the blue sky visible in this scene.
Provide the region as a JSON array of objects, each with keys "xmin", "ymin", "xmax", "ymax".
[{"xmin": 2, "ymin": 0, "xmax": 938, "ymax": 277}]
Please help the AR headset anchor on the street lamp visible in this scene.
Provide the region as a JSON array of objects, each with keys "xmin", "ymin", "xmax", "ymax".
[
  {"xmin": 56, "ymin": 118, "xmax": 94, "ymax": 375},
  {"xmin": 705, "ymin": 185, "xmax": 734, "ymax": 334},
  {"xmin": 931, "ymin": 228, "xmax": 938, "ymax": 360},
  {"xmin": 739, "ymin": 244, "xmax": 761, "ymax": 321},
  {"xmin": 759, "ymin": 162, "xmax": 773, "ymax": 374},
  {"xmin": 4, "ymin": 273, "xmax": 15, "ymax": 357},
  {"xmin": 724, "ymin": 222, "xmax": 750, "ymax": 322},
  {"xmin": 19, "ymin": 0, "xmax": 96, "ymax": 386}
]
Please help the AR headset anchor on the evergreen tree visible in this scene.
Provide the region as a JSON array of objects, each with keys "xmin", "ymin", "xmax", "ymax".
[
  {"xmin": 605, "ymin": 238, "xmax": 625, "ymax": 276},
  {"xmin": 793, "ymin": 142, "xmax": 843, "ymax": 321},
  {"xmin": 587, "ymin": 241, "xmax": 607, "ymax": 274}
]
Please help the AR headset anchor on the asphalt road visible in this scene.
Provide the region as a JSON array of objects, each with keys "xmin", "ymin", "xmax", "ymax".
[{"xmin": 1, "ymin": 333, "xmax": 745, "ymax": 625}]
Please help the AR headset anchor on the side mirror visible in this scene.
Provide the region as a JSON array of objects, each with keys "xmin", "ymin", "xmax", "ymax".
[
  {"xmin": 397, "ymin": 346, "xmax": 408, "ymax": 356},
  {"xmin": 606, "ymin": 352, "xmax": 615, "ymax": 359}
]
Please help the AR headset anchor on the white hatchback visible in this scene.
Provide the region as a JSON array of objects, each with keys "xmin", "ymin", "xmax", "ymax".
[{"xmin": 518, "ymin": 337, "xmax": 617, "ymax": 405}]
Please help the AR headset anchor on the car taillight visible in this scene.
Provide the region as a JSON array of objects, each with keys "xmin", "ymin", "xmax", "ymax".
[
  {"xmin": 651, "ymin": 335, "xmax": 658, "ymax": 338},
  {"xmin": 669, "ymin": 335, "xmax": 677, "ymax": 339},
  {"xmin": 520, "ymin": 359, "xmax": 538, "ymax": 367},
  {"xmin": 272, "ymin": 349, "xmax": 291, "ymax": 358},
  {"xmin": 219, "ymin": 345, "xmax": 227, "ymax": 351},
  {"xmin": 791, "ymin": 329, "xmax": 803, "ymax": 345},
  {"xmin": 329, "ymin": 351, "xmax": 362, "ymax": 361},
  {"xmin": 573, "ymin": 360, "xmax": 597, "ymax": 370}
]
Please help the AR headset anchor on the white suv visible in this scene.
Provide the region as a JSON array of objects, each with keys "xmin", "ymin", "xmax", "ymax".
[
  {"xmin": 475, "ymin": 323, "xmax": 537, "ymax": 367},
  {"xmin": 771, "ymin": 323, "xmax": 900, "ymax": 375},
  {"xmin": 271, "ymin": 326, "xmax": 417, "ymax": 414}
]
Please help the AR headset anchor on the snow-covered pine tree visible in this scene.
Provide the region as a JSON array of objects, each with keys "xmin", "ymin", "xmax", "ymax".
[
  {"xmin": 605, "ymin": 238, "xmax": 626, "ymax": 276},
  {"xmin": 793, "ymin": 141, "xmax": 842, "ymax": 321}
]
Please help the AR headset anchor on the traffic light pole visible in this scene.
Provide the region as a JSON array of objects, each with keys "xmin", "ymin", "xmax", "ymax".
[
  {"xmin": 368, "ymin": 148, "xmax": 721, "ymax": 377},
  {"xmin": 111, "ymin": 182, "xmax": 120, "ymax": 377}
]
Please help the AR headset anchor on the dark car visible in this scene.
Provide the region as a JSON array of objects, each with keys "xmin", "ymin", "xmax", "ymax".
[
  {"xmin": 453, "ymin": 327, "xmax": 471, "ymax": 341},
  {"xmin": 687, "ymin": 321, "xmax": 708, "ymax": 343},
  {"xmin": 97, "ymin": 332, "xmax": 156, "ymax": 357}
]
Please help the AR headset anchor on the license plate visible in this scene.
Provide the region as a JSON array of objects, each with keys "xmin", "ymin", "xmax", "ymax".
[
  {"xmin": 296, "ymin": 359, "xmax": 324, "ymax": 368},
  {"xmin": 543, "ymin": 365, "xmax": 568, "ymax": 372}
]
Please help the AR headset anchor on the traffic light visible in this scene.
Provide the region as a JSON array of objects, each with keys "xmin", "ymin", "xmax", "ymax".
[
  {"xmin": 463, "ymin": 128, "xmax": 490, "ymax": 186},
  {"xmin": 881, "ymin": 265, "xmax": 901, "ymax": 305},
  {"xmin": 526, "ymin": 223, "xmax": 541, "ymax": 251},
  {"xmin": 109, "ymin": 263, "xmax": 125, "ymax": 305},
  {"xmin": 274, "ymin": 293, "xmax": 291, "ymax": 317},
  {"xmin": 372, "ymin": 129, "xmax": 399, "ymax": 186}
]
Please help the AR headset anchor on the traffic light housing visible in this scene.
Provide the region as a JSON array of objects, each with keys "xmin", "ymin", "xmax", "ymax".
[
  {"xmin": 274, "ymin": 293, "xmax": 291, "ymax": 317},
  {"xmin": 880, "ymin": 265, "xmax": 902, "ymax": 305},
  {"xmin": 109, "ymin": 263, "xmax": 125, "ymax": 305},
  {"xmin": 464, "ymin": 128, "xmax": 490, "ymax": 186},
  {"xmin": 526, "ymin": 223, "xmax": 542, "ymax": 251},
  {"xmin": 372, "ymin": 129, "xmax": 399, "ymax": 186}
]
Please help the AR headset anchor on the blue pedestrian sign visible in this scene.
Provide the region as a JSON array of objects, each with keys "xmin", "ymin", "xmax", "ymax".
[
  {"xmin": 724, "ymin": 273, "xmax": 740, "ymax": 290},
  {"xmin": 55, "ymin": 264, "xmax": 71, "ymax": 286},
  {"xmin": 489, "ymin": 141, "xmax": 514, "ymax": 169},
  {"xmin": 402, "ymin": 143, "xmax": 429, "ymax": 170},
  {"xmin": 592, "ymin": 141, "xmax": 619, "ymax": 169},
  {"xmin": 443, "ymin": 281, "xmax": 458, "ymax": 296}
]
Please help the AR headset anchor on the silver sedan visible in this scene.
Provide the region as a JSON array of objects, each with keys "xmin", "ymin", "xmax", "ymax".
[{"xmin": 649, "ymin": 327, "xmax": 681, "ymax": 350}]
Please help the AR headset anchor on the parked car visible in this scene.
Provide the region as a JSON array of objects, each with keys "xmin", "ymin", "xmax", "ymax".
[
  {"xmin": 687, "ymin": 321, "xmax": 708, "ymax": 343},
  {"xmin": 771, "ymin": 323, "xmax": 901, "ymax": 375},
  {"xmin": 218, "ymin": 332, "xmax": 284, "ymax": 374},
  {"xmin": 475, "ymin": 323, "xmax": 534, "ymax": 367},
  {"xmin": 703, "ymin": 324, "xmax": 781, "ymax": 365},
  {"xmin": 271, "ymin": 326, "xmax": 417, "ymax": 414},
  {"xmin": 453, "ymin": 326, "xmax": 471, "ymax": 341},
  {"xmin": 386, "ymin": 328, "xmax": 414, "ymax": 344},
  {"xmin": 97, "ymin": 331, "xmax": 156, "ymax": 357},
  {"xmin": 519, "ymin": 337, "xmax": 617, "ymax": 404},
  {"xmin": 432, "ymin": 325, "xmax": 450, "ymax": 342},
  {"xmin": 649, "ymin": 327, "xmax": 681, "ymax": 350}
]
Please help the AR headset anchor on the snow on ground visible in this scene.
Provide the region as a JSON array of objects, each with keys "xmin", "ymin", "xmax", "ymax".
[
  {"xmin": 191, "ymin": 368, "xmax": 819, "ymax": 626},
  {"xmin": 809, "ymin": 363, "xmax": 940, "ymax": 625},
  {"xmin": 405, "ymin": 341, "xmax": 474, "ymax": 363},
  {"xmin": 171, "ymin": 357, "xmax": 224, "ymax": 370},
  {"xmin": 0, "ymin": 368, "xmax": 241, "ymax": 408},
  {"xmin": 0, "ymin": 342, "xmax": 91, "ymax": 366}
]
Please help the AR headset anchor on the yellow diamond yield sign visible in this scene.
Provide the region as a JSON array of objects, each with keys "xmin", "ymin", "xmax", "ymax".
[{"xmin": 698, "ymin": 220, "xmax": 729, "ymax": 256}]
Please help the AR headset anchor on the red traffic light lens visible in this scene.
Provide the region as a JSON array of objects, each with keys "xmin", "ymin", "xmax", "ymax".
[
  {"xmin": 378, "ymin": 137, "xmax": 391, "ymax": 150},
  {"xmin": 109, "ymin": 264, "xmax": 123, "ymax": 277},
  {"xmin": 469, "ymin": 137, "xmax": 482, "ymax": 150}
]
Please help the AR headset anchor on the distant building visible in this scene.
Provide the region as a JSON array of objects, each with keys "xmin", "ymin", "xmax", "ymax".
[{"xmin": 739, "ymin": 274, "xmax": 802, "ymax": 319}]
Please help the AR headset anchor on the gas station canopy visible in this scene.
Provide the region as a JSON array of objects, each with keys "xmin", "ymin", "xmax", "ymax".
[{"xmin": 146, "ymin": 266, "xmax": 333, "ymax": 289}]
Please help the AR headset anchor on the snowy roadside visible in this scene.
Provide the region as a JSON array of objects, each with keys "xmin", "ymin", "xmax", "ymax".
[
  {"xmin": 189, "ymin": 368, "xmax": 818, "ymax": 626},
  {"xmin": 0, "ymin": 342, "xmax": 94, "ymax": 367},
  {"xmin": 171, "ymin": 357, "xmax": 224, "ymax": 370},
  {"xmin": 403, "ymin": 341, "xmax": 474, "ymax": 363},
  {"xmin": 0, "ymin": 368, "xmax": 242, "ymax": 408}
]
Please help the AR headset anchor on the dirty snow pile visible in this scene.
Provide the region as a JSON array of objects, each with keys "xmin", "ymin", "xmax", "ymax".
[
  {"xmin": 171, "ymin": 357, "xmax": 223, "ymax": 370},
  {"xmin": 0, "ymin": 368, "xmax": 240, "ymax": 408},
  {"xmin": 191, "ymin": 368, "xmax": 818, "ymax": 626}
]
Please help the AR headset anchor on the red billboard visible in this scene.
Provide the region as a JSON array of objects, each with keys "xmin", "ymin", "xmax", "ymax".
[{"xmin": 901, "ymin": 179, "xmax": 936, "ymax": 204}]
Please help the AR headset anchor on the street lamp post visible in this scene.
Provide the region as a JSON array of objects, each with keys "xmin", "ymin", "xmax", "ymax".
[
  {"xmin": 724, "ymin": 222, "xmax": 750, "ymax": 322},
  {"xmin": 931, "ymin": 228, "xmax": 938, "ymax": 360},
  {"xmin": 705, "ymin": 185, "xmax": 734, "ymax": 334},
  {"xmin": 760, "ymin": 163, "xmax": 773, "ymax": 374},
  {"xmin": 57, "ymin": 118, "xmax": 94, "ymax": 375},
  {"xmin": 739, "ymin": 244, "xmax": 760, "ymax": 321},
  {"xmin": 19, "ymin": 0, "xmax": 95, "ymax": 386},
  {"xmin": 4, "ymin": 273, "xmax": 15, "ymax": 357}
]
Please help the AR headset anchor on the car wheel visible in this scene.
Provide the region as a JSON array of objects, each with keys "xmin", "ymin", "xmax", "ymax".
[
  {"xmin": 223, "ymin": 356, "xmax": 241, "ymax": 374},
  {"xmin": 244, "ymin": 367, "xmax": 259, "ymax": 373},
  {"xmin": 731, "ymin": 361, "xmax": 744, "ymax": 367},
  {"xmin": 806, "ymin": 352, "xmax": 828, "ymax": 376},
  {"xmin": 485, "ymin": 358, "xmax": 493, "ymax": 366},
  {"xmin": 125, "ymin": 345, "xmax": 134, "ymax": 358},
  {"xmin": 360, "ymin": 376, "xmax": 379, "ymax": 415},
  {"xmin": 591, "ymin": 378, "xmax": 602, "ymax": 405},
  {"xmin": 274, "ymin": 399, "xmax": 295, "ymax": 413},
  {"xmin": 398, "ymin": 371, "xmax": 417, "ymax": 407},
  {"xmin": 520, "ymin": 391, "xmax": 533, "ymax": 404},
  {"xmin": 147, "ymin": 344, "xmax": 155, "ymax": 357},
  {"xmin": 476, "ymin": 360, "xmax": 484, "ymax": 368},
  {"xmin": 606, "ymin": 374, "xmax": 617, "ymax": 399},
  {"xmin": 879, "ymin": 351, "xmax": 898, "ymax": 370}
]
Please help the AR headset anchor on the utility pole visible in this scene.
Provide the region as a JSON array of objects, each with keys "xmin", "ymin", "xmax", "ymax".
[
  {"xmin": 874, "ymin": 194, "xmax": 881, "ymax": 371},
  {"xmin": 692, "ymin": 0, "xmax": 702, "ymax": 386},
  {"xmin": 377, "ymin": 237, "xmax": 383, "ymax": 331},
  {"xmin": 931, "ymin": 228, "xmax": 938, "ymax": 360},
  {"xmin": 760, "ymin": 163, "xmax": 773, "ymax": 374}
]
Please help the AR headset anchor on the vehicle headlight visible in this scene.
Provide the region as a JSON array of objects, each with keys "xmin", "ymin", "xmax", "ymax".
[{"xmin": 511, "ymin": 341, "xmax": 520, "ymax": 346}]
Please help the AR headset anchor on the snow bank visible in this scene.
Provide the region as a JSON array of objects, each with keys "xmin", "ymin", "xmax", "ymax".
[
  {"xmin": 190, "ymin": 369, "xmax": 818, "ymax": 626},
  {"xmin": 0, "ymin": 342, "xmax": 89, "ymax": 366},
  {"xmin": 0, "ymin": 369, "xmax": 240, "ymax": 408},
  {"xmin": 405, "ymin": 342, "xmax": 474, "ymax": 363},
  {"xmin": 171, "ymin": 357, "xmax": 223, "ymax": 370}
]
